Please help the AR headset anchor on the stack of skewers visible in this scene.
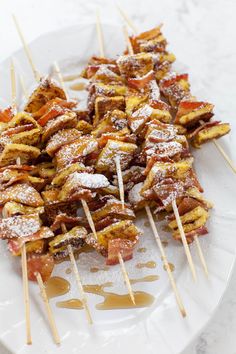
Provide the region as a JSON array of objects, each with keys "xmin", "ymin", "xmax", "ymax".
[{"xmin": 0, "ymin": 11, "xmax": 233, "ymax": 345}]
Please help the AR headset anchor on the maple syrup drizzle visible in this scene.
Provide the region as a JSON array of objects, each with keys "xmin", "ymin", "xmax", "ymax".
[
  {"xmin": 83, "ymin": 283, "xmax": 154, "ymax": 310},
  {"xmin": 137, "ymin": 247, "xmax": 147, "ymax": 253},
  {"xmin": 65, "ymin": 268, "xmax": 72, "ymax": 274},
  {"xmin": 56, "ymin": 299, "xmax": 83, "ymax": 310},
  {"xmin": 130, "ymin": 275, "xmax": 159, "ymax": 284},
  {"xmin": 163, "ymin": 262, "xmax": 175, "ymax": 272},
  {"xmin": 90, "ymin": 266, "xmax": 109, "ymax": 273},
  {"xmin": 45, "ymin": 276, "xmax": 70, "ymax": 299},
  {"xmin": 70, "ymin": 82, "xmax": 86, "ymax": 91},
  {"xmin": 136, "ymin": 261, "xmax": 156, "ymax": 269}
]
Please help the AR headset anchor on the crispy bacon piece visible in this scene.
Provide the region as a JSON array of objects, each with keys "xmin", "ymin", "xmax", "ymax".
[
  {"xmin": 91, "ymin": 199, "xmax": 135, "ymax": 223},
  {"xmin": 153, "ymin": 178, "xmax": 185, "ymax": 207},
  {"xmin": 128, "ymin": 70, "xmax": 155, "ymax": 90},
  {"xmin": 0, "ymin": 107, "xmax": 14, "ymax": 123},
  {"xmin": 27, "ymin": 253, "xmax": 54, "ymax": 282},
  {"xmin": 129, "ymin": 26, "xmax": 167, "ymax": 54},
  {"xmin": 42, "ymin": 111, "xmax": 77, "ymax": 142},
  {"xmin": 159, "ymin": 73, "xmax": 190, "ymax": 108},
  {"xmin": 173, "ymin": 226, "xmax": 208, "ymax": 243},
  {"xmin": 50, "ymin": 214, "xmax": 84, "ymax": 232},
  {"xmin": 175, "ymin": 100, "xmax": 214, "ymax": 128},
  {"xmin": 106, "ymin": 238, "xmax": 135, "ymax": 265},
  {"xmin": 37, "ymin": 105, "xmax": 67, "ymax": 126},
  {"xmin": 33, "ymin": 98, "xmax": 76, "ymax": 119},
  {"xmin": 24, "ymin": 78, "xmax": 66, "ymax": 114},
  {"xmin": 7, "ymin": 227, "xmax": 53, "ymax": 256},
  {"xmin": 188, "ymin": 121, "xmax": 231, "ymax": 148}
]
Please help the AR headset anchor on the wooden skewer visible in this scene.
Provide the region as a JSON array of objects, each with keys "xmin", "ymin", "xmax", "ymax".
[
  {"xmin": 35, "ymin": 272, "xmax": 60, "ymax": 345},
  {"xmin": 10, "ymin": 59, "xmax": 17, "ymax": 113},
  {"xmin": 21, "ymin": 243, "xmax": 32, "ymax": 344},
  {"xmin": 53, "ymin": 61, "xmax": 69, "ymax": 100},
  {"xmin": 194, "ymin": 235, "xmax": 208, "ymax": 277},
  {"xmin": 118, "ymin": 252, "xmax": 136, "ymax": 305},
  {"xmin": 117, "ymin": 5, "xmax": 138, "ymax": 34},
  {"xmin": 115, "ymin": 155, "xmax": 125, "ymax": 210},
  {"xmin": 96, "ymin": 9, "xmax": 105, "ymax": 57},
  {"xmin": 122, "ymin": 24, "xmax": 197, "ymax": 281},
  {"xmin": 172, "ymin": 200, "xmax": 197, "ymax": 281},
  {"xmin": 96, "ymin": 13, "xmax": 136, "ymax": 304},
  {"xmin": 10, "ymin": 62, "xmax": 33, "ymax": 343},
  {"xmin": 61, "ymin": 222, "xmax": 93, "ymax": 324},
  {"xmin": 123, "ymin": 26, "xmax": 134, "ymax": 55},
  {"xmin": 121, "ymin": 12, "xmax": 236, "ymax": 175},
  {"xmin": 53, "ymin": 61, "xmax": 98, "ymax": 241},
  {"xmin": 67, "ymin": 245, "xmax": 93, "ymax": 324},
  {"xmin": 12, "ymin": 15, "xmax": 41, "ymax": 83},
  {"xmin": 213, "ymin": 139, "xmax": 236, "ymax": 173},
  {"xmin": 145, "ymin": 205, "xmax": 186, "ymax": 316}
]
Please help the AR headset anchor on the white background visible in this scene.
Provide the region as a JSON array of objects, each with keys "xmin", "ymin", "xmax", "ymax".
[{"xmin": 1, "ymin": 0, "xmax": 236, "ymax": 353}]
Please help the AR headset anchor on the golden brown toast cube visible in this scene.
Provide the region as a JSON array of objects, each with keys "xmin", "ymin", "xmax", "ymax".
[
  {"xmin": 24, "ymin": 78, "xmax": 66, "ymax": 113},
  {"xmin": 42, "ymin": 111, "xmax": 77, "ymax": 142},
  {"xmin": 0, "ymin": 144, "xmax": 40, "ymax": 167},
  {"xmin": 191, "ymin": 123, "xmax": 230, "ymax": 148},
  {"xmin": 95, "ymin": 220, "xmax": 140, "ymax": 249},
  {"xmin": 46, "ymin": 128, "xmax": 81, "ymax": 156},
  {"xmin": 117, "ymin": 53, "xmax": 154, "ymax": 78},
  {"xmin": 94, "ymin": 96, "xmax": 125, "ymax": 126},
  {"xmin": 96, "ymin": 139, "xmax": 137, "ymax": 173}
]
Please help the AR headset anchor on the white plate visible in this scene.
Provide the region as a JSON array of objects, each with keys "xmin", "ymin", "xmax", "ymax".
[{"xmin": 0, "ymin": 22, "xmax": 236, "ymax": 354}]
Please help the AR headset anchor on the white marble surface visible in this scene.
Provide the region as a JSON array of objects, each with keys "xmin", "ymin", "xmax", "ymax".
[{"xmin": 1, "ymin": 0, "xmax": 236, "ymax": 353}]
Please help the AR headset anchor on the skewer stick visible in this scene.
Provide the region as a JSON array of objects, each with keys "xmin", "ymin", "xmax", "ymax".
[
  {"xmin": 194, "ymin": 235, "xmax": 208, "ymax": 277},
  {"xmin": 11, "ymin": 68, "xmax": 33, "ymax": 342},
  {"xmin": 123, "ymin": 26, "xmax": 134, "ymax": 55},
  {"xmin": 67, "ymin": 245, "xmax": 93, "ymax": 324},
  {"xmin": 81, "ymin": 199, "xmax": 98, "ymax": 240},
  {"xmin": 21, "ymin": 243, "xmax": 32, "ymax": 344},
  {"xmin": 10, "ymin": 59, "xmax": 17, "ymax": 113},
  {"xmin": 145, "ymin": 205, "xmax": 186, "ymax": 316},
  {"xmin": 53, "ymin": 61, "xmax": 69, "ymax": 100},
  {"xmin": 122, "ymin": 14, "xmax": 202, "ymax": 281},
  {"xmin": 60, "ymin": 223, "xmax": 93, "ymax": 323},
  {"xmin": 115, "ymin": 155, "xmax": 125, "ymax": 210},
  {"xmin": 35, "ymin": 272, "xmax": 60, "ymax": 345},
  {"xmin": 118, "ymin": 252, "xmax": 136, "ymax": 305},
  {"xmin": 96, "ymin": 16, "xmax": 136, "ymax": 303},
  {"xmin": 121, "ymin": 12, "xmax": 236, "ymax": 175},
  {"xmin": 213, "ymin": 139, "xmax": 236, "ymax": 174},
  {"xmin": 172, "ymin": 199, "xmax": 197, "ymax": 281},
  {"xmin": 96, "ymin": 10, "xmax": 105, "ymax": 57},
  {"xmin": 117, "ymin": 5, "xmax": 138, "ymax": 34},
  {"xmin": 12, "ymin": 15, "xmax": 41, "ymax": 82}
]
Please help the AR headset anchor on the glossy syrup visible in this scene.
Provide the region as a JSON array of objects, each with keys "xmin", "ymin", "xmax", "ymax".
[
  {"xmin": 45, "ymin": 276, "xmax": 70, "ymax": 299},
  {"xmin": 57, "ymin": 299, "xmax": 83, "ymax": 309},
  {"xmin": 136, "ymin": 261, "xmax": 156, "ymax": 269},
  {"xmin": 70, "ymin": 82, "xmax": 86, "ymax": 91},
  {"xmin": 163, "ymin": 262, "xmax": 175, "ymax": 272},
  {"xmin": 83, "ymin": 282, "xmax": 155, "ymax": 310},
  {"xmin": 130, "ymin": 275, "xmax": 159, "ymax": 284}
]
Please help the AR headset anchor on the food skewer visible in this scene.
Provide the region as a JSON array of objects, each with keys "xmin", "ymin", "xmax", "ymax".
[
  {"xmin": 53, "ymin": 61, "xmax": 98, "ymax": 241},
  {"xmin": 95, "ymin": 13, "xmax": 136, "ymax": 304},
  {"xmin": 10, "ymin": 59, "xmax": 32, "ymax": 343},
  {"xmin": 60, "ymin": 222, "xmax": 93, "ymax": 324},
  {"xmin": 35, "ymin": 272, "xmax": 60, "ymax": 345},
  {"xmin": 122, "ymin": 25, "xmax": 197, "ymax": 281},
  {"xmin": 119, "ymin": 9, "xmax": 236, "ymax": 174}
]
